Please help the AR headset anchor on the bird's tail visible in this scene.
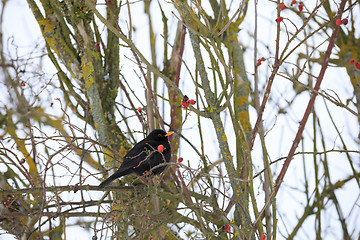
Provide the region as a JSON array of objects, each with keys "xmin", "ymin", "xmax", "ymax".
[{"xmin": 98, "ymin": 175, "xmax": 116, "ymax": 188}]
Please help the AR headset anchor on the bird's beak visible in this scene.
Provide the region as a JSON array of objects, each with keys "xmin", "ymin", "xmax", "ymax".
[{"xmin": 165, "ymin": 131, "xmax": 174, "ymax": 136}]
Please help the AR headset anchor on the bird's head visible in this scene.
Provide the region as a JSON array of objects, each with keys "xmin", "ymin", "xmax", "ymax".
[{"xmin": 148, "ymin": 129, "xmax": 174, "ymax": 140}]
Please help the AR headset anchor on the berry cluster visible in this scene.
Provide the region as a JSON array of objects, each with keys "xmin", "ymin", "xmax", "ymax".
[
  {"xmin": 349, "ymin": 58, "xmax": 360, "ymax": 69},
  {"xmin": 181, "ymin": 95, "xmax": 196, "ymax": 109},
  {"xmin": 290, "ymin": 1, "xmax": 304, "ymax": 11},
  {"xmin": 223, "ymin": 224, "xmax": 231, "ymax": 233},
  {"xmin": 276, "ymin": 1, "xmax": 304, "ymax": 23},
  {"xmin": 257, "ymin": 57, "xmax": 266, "ymax": 66},
  {"xmin": 336, "ymin": 18, "xmax": 348, "ymax": 26}
]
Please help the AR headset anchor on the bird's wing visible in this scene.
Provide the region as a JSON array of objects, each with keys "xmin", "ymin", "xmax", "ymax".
[
  {"xmin": 117, "ymin": 138, "xmax": 151, "ymax": 171},
  {"xmin": 135, "ymin": 139, "xmax": 169, "ymax": 167}
]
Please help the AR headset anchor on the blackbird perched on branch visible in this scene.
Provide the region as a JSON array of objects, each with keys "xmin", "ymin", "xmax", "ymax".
[{"xmin": 99, "ymin": 129, "xmax": 174, "ymax": 188}]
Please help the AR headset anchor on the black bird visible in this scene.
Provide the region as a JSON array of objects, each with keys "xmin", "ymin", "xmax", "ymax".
[{"xmin": 99, "ymin": 129, "xmax": 174, "ymax": 188}]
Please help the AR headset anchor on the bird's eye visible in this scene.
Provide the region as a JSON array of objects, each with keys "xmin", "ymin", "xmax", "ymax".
[{"xmin": 158, "ymin": 134, "xmax": 162, "ymax": 137}]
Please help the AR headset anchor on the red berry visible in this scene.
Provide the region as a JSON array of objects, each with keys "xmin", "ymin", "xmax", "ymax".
[
  {"xmin": 189, "ymin": 99, "xmax": 196, "ymax": 105},
  {"xmin": 95, "ymin": 44, "xmax": 100, "ymax": 51},
  {"xmin": 260, "ymin": 234, "xmax": 267, "ymax": 240},
  {"xmin": 181, "ymin": 101, "xmax": 188, "ymax": 108},
  {"xmin": 356, "ymin": 62, "xmax": 360, "ymax": 69},
  {"xmin": 137, "ymin": 107, "xmax": 143, "ymax": 113},
  {"xmin": 257, "ymin": 60, "xmax": 262, "ymax": 66},
  {"xmin": 178, "ymin": 157, "xmax": 183, "ymax": 163},
  {"xmin": 224, "ymin": 224, "xmax": 230, "ymax": 233},
  {"xmin": 21, "ymin": 83, "xmax": 26, "ymax": 87},
  {"xmin": 342, "ymin": 18, "xmax": 348, "ymax": 25},
  {"xmin": 276, "ymin": 16, "xmax": 283, "ymax": 23},
  {"xmin": 349, "ymin": 59, "xmax": 355, "ymax": 64},
  {"xmin": 291, "ymin": 0, "xmax": 297, "ymax": 5},
  {"xmin": 157, "ymin": 145, "xmax": 164, "ymax": 152},
  {"xmin": 280, "ymin": 2, "xmax": 286, "ymax": 10},
  {"xmin": 107, "ymin": 0, "xmax": 114, "ymax": 5},
  {"xmin": 298, "ymin": 4, "xmax": 303, "ymax": 11},
  {"xmin": 336, "ymin": 19, "xmax": 343, "ymax": 26},
  {"xmin": 261, "ymin": 57, "xmax": 266, "ymax": 61}
]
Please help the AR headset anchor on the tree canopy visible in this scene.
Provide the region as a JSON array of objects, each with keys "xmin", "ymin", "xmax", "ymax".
[{"xmin": 0, "ymin": 0, "xmax": 359, "ymax": 239}]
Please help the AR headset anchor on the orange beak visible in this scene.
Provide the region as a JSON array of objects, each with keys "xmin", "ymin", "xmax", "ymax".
[{"xmin": 165, "ymin": 131, "xmax": 174, "ymax": 136}]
